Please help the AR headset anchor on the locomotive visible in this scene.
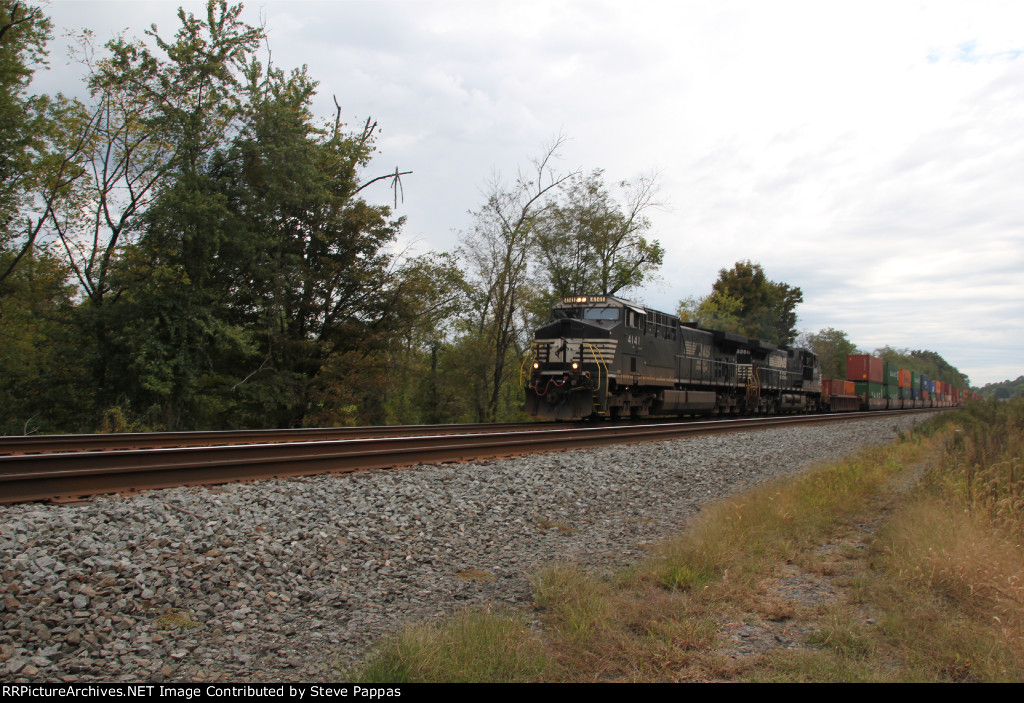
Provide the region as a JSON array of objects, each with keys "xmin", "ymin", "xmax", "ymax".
[{"xmin": 522, "ymin": 295, "xmax": 822, "ymax": 421}]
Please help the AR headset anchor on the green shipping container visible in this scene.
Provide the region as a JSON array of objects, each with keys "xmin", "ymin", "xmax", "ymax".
[
  {"xmin": 883, "ymin": 362, "xmax": 900, "ymax": 386},
  {"xmin": 900, "ymin": 386, "xmax": 912, "ymax": 400},
  {"xmin": 855, "ymin": 381, "xmax": 884, "ymax": 399},
  {"xmin": 883, "ymin": 384, "xmax": 900, "ymax": 399},
  {"xmin": 912, "ymin": 371, "xmax": 922, "ymax": 391}
]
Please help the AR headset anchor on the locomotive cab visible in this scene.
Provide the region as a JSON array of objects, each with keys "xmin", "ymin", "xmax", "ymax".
[{"xmin": 524, "ymin": 296, "xmax": 623, "ymax": 421}]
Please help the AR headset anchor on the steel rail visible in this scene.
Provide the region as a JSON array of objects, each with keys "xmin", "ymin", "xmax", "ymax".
[
  {"xmin": 0, "ymin": 409, "xmax": 941, "ymax": 505},
  {"xmin": 0, "ymin": 421, "xmax": 561, "ymax": 456}
]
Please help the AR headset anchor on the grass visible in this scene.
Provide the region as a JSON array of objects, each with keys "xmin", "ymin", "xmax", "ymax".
[
  {"xmin": 351, "ymin": 608, "xmax": 551, "ymax": 683},
  {"xmin": 347, "ymin": 402, "xmax": 1024, "ymax": 682}
]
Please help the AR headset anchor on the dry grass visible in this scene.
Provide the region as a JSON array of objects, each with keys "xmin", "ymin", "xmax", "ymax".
[
  {"xmin": 629, "ymin": 439, "xmax": 928, "ymax": 598},
  {"xmin": 347, "ymin": 403, "xmax": 1024, "ymax": 682}
]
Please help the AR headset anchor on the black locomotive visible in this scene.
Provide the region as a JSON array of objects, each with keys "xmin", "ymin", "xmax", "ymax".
[{"xmin": 523, "ymin": 295, "xmax": 821, "ymax": 421}]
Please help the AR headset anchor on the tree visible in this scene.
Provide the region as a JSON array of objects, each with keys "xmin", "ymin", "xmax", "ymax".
[
  {"xmin": 0, "ymin": 2, "xmax": 94, "ymax": 290},
  {"xmin": 378, "ymin": 251, "xmax": 470, "ymax": 425},
  {"xmin": 534, "ymin": 169, "xmax": 663, "ymax": 300},
  {"xmin": 0, "ymin": 244, "xmax": 89, "ymax": 435},
  {"xmin": 219, "ymin": 73, "xmax": 410, "ymax": 428},
  {"xmin": 461, "ymin": 137, "xmax": 577, "ymax": 421},
  {"xmin": 52, "ymin": 1, "xmax": 267, "ymax": 427},
  {"xmin": 797, "ymin": 327, "xmax": 857, "ymax": 380},
  {"xmin": 677, "ymin": 292, "xmax": 744, "ymax": 335},
  {"xmin": 679, "ymin": 261, "xmax": 803, "ymax": 345},
  {"xmin": 0, "ymin": 1, "xmax": 49, "ymax": 240}
]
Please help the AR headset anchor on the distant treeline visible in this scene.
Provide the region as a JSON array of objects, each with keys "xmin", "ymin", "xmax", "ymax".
[{"xmin": 977, "ymin": 376, "xmax": 1024, "ymax": 400}]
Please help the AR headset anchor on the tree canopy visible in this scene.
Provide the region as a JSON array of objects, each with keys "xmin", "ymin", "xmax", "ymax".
[
  {"xmin": 678, "ymin": 260, "xmax": 803, "ymax": 345},
  {"xmin": 0, "ymin": 1, "xmax": 436, "ymax": 433},
  {"xmin": 534, "ymin": 169, "xmax": 663, "ymax": 300},
  {"xmin": 797, "ymin": 327, "xmax": 857, "ymax": 380}
]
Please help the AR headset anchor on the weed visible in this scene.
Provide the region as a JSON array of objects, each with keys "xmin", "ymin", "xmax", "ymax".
[
  {"xmin": 350, "ymin": 608, "xmax": 551, "ymax": 683},
  {"xmin": 154, "ymin": 608, "xmax": 201, "ymax": 630}
]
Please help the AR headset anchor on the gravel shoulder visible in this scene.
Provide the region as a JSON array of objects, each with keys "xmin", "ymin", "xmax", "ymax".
[{"xmin": 0, "ymin": 414, "xmax": 938, "ymax": 682}]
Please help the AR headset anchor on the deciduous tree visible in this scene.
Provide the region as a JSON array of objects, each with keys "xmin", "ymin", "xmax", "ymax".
[
  {"xmin": 797, "ymin": 327, "xmax": 857, "ymax": 380},
  {"xmin": 680, "ymin": 261, "xmax": 803, "ymax": 345},
  {"xmin": 534, "ymin": 169, "xmax": 663, "ymax": 300},
  {"xmin": 461, "ymin": 137, "xmax": 576, "ymax": 421}
]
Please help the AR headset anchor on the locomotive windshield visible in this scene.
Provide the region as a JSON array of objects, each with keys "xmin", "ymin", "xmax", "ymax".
[
  {"xmin": 583, "ymin": 307, "xmax": 619, "ymax": 321},
  {"xmin": 553, "ymin": 307, "xmax": 620, "ymax": 321}
]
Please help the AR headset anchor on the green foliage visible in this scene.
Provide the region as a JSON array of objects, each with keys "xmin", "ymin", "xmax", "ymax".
[
  {"xmin": 678, "ymin": 260, "xmax": 803, "ymax": 345},
  {"xmin": 0, "ymin": 245, "xmax": 90, "ymax": 434},
  {"xmin": 799, "ymin": 327, "xmax": 857, "ymax": 380},
  {"xmin": 534, "ymin": 169, "xmax": 663, "ymax": 299},
  {"xmin": 379, "ymin": 252, "xmax": 472, "ymax": 424},
  {"xmin": 0, "ymin": 1, "xmax": 51, "ymax": 233},
  {"xmin": 977, "ymin": 376, "xmax": 1024, "ymax": 400},
  {"xmin": 0, "ymin": 3, "xmax": 94, "ymax": 292},
  {"xmin": 677, "ymin": 291, "xmax": 744, "ymax": 334}
]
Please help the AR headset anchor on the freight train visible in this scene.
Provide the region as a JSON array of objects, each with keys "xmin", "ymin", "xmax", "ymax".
[{"xmin": 522, "ymin": 295, "xmax": 960, "ymax": 421}]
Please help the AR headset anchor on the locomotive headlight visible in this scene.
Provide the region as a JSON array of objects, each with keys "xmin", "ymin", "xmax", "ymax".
[
  {"xmin": 533, "ymin": 362, "xmax": 539, "ymax": 369},
  {"xmin": 571, "ymin": 362, "xmax": 579, "ymax": 370}
]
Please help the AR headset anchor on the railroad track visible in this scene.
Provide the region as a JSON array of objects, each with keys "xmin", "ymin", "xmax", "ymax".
[
  {"xmin": 0, "ymin": 410, "xmax": 942, "ymax": 505},
  {"xmin": 0, "ymin": 421, "xmax": 561, "ymax": 455}
]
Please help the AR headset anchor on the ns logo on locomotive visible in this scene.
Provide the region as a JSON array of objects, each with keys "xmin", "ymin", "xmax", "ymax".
[{"xmin": 522, "ymin": 295, "xmax": 823, "ymax": 421}]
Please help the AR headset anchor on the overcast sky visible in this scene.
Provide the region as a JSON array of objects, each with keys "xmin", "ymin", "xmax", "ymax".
[{"xmin": 33, "ymin": 0, "xmax": 1024, "ymax": 386}]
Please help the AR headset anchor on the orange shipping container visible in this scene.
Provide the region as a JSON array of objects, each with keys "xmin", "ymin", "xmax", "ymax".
[
  {"xmin": 898, "ymin": 369, "xmax": 912, "ymax": 388},
  {"xmin": 822, "ymin": 379, "xmax": 859, "ymax": 396}
]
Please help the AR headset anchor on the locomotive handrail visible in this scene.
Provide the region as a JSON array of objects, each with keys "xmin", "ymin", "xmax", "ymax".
[
  {"xmin": 748, "ymin": 366, "xmax": 761, "ymax": 399},
  {"xmin": 583, "ymin": 341, "xmax": 610, "ymax": 415},
  {"xmin": 520, "ymin": 342, "xmax": 544, "ymax": 389}
]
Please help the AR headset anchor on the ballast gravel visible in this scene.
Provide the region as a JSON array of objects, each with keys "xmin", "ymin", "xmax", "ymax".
[{"xmin": 1, "ymin": 414, "xmax": 937, "ymax": 682}]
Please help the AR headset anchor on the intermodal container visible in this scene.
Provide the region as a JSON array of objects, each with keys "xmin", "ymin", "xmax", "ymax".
[
  {"xmin": 855, "ymin": 381, "xmax": 884, "ymax": 399},
  {"xmin": 898, "ymin": 369, "xmax": 912, "ymax": 388},
  {"xmin": 883, "ymin": 384, "xmax": 900, "ymax": 399},
  {"xmin": 883, "ymin": 362, "xmax": 899, "ymax": 386},
  {"xmin": 912, "ymin": 372, "xmax": 921, "ymax": 391},
  {"xmin": 847, "ymin": 355, "xmax": 884, "ymax": 384}
]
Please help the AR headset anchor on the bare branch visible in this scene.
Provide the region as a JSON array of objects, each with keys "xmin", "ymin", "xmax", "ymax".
[{"xmin": 355, "ymin": 167, "xmax": 412, "ymax": 207}]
